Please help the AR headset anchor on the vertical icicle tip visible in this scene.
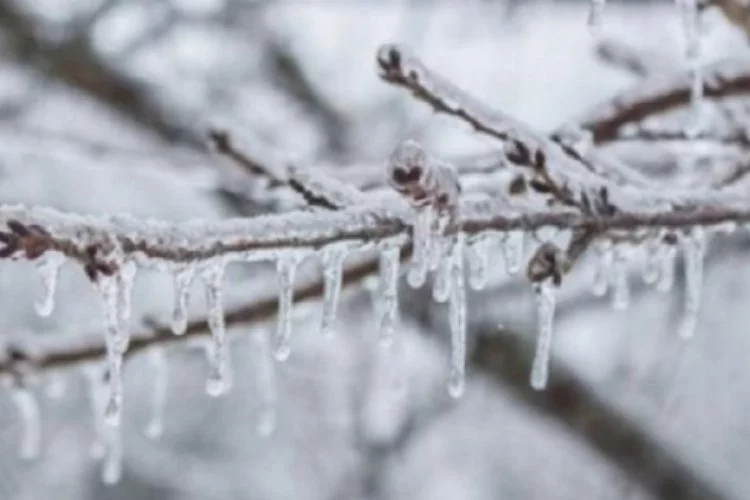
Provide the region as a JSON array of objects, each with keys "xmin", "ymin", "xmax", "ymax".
[
  {"xmin": 447, "ymin": 233, "xmax": 467, "ymax": 399},
  {"xmin": 377, "ymin": 243, "xmax": 402, "ymax": 348},
  {"xmin": 33, "ymin": 251, "xmax": 65, "ymax": 318},
  {"xmin": 320, "ymin": 246, "xmax": 347, "ymax": 339},
  {"xmin": 679, "ymin": 227, "xmax": 706, "ymax": 339},
  {"xmin": 12, "ymin": 387, "xmax": 41, "ymax": 461},
  {"xmin": 274, "ymin": 253, "xmax": 300, "ymax": 361},
  {"xmin": 201, "ymin": 261, "xmax": 230, "ymax": 397},
  {"xmin": 530, "ymin": 280, "xmax": 557, "ymax": 391}
]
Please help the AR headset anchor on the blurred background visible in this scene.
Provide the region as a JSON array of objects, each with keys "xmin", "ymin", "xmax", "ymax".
[{"xmin": 1, "ymin": 0, "xmax": 750, "ymax": 499}]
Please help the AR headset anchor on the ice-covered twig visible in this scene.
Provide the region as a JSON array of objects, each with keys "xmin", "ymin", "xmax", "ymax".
[{"xmin": 209, "ymin": 128, "xmax": 365, "ymax": 210}]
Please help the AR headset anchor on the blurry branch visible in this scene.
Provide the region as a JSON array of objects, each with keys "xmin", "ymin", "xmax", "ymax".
[
  {"xmin": 0, "ymin": 0, "xmax": 202, "ymax": 147},
  {"xmin": 568, "ymin": 58, "xmax": 750, "ymax": 144},
  {"xmin": 595, "ymin": 38, "xmax": 677, "ymax": 77},
  {"xmin": 471, "ymin": 326, "xmax": 728, "ymax": 500},
  {"xmin": 709, "ymin": 0, "xmax": 750, "ymax": 39},
  {"xmin": 265, "ymin": 36, "xmax": 350, "ymax": 156}
]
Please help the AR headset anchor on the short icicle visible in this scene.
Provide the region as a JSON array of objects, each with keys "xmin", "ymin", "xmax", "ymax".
[
  {"xmin": 201, "ymin": 261, "xmax": 230, "ymax": 397},
  {"xmin": 407, "ymin": 207, "xmax": 435, "ymax": 288},
  {"xmin": 101, "ymin": 423, "xmax": 123, "ymax": 485},
  {"xmin": 33, "ymin": 251, "xmax": 65, "ymax": 317},
  {"xmin": 320, "ymin": 246, "xmax": 347, "ymax": 339},
  {"xmin": 447, "ymin": 233, "xmax": 467, "ymax": 398},
  {"xmin": 275, "ymin": 254, "xmax": 300, "ymax": 361},
  {"xmin": 679, "ymin": 227, "xmax": 707, "ymax": 339},
  {"xmin": 12, "ymin": 387, "xmax": 41, "ymax": 461},
  {"xmin": 466, "ymin": 234, "xmax": 491, "ymax": 291},
  {"xmin": 145, "ymin": 348, "xmax": 168, "ymax": 439},
  {"xmin": 378, "ymin": 243, "xmax": 402, "ymax": 347},
  {"xmin": 611, "ymin": 247, "xmax": 630, "ymax": 310},
  {"xmin": 503, "ymin": 230, "xmax": 524, "ymax": 276},
  {"xmin": 642, "ymin": 238, "xmax": 662, "ymax": 285},
  {"xmin": 171, "ymin": 265, "xmax": 195, "ymax": 336},
  {"xmin": 530, "ymin": 280, "xmax": 557, "ymax": 391}
]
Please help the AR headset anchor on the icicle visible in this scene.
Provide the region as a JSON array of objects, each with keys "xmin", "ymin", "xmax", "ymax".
[
  {"xmin": 591, "ymin": 241, "xmax": 612, "ymax": 297},
  {"xmin": 320, "ymin": 246, "xmax": 346, "ymax": 339},
  {"xmin": 145, "ymin": 349, "xmax": 167, "ymax": 439},
  {"xmin": 447, "ymin": 233, "xmax": 467, "ymax": 398},
  {"xmin": 611, "ymin": 248, "xmax": 630, "ymax": 310},
  {"xmin": 12, "ymin": 387, "xmax": 40, "ymax": 460},
  {"xmin": 530, "ymin": 280, "xmax": 557, "ymax": 391},
  {"xmin": 407, "ymin": 208, "xmax": 434, "ymax": 288},
  {"xmin": 503, "ymin": 230, "xmax": 524, "ymax": 276},
  {"xmin": 642, "ymin": 238, "xmax": 661, "ymax": 285},
  {"xmin": 171, "ymin": 265, "xmax": 195, "ymax": 336},
  {"xmin": 466, "ymin": 235, "xmax": 491, "ymax": 290},
  {"xmin": 33, "ymin": 251, "xmax": 65, "ymax": 317},
  {"xmin": 588, "ymin": 0, "xmax": 606, "ymax": 32},
  {"xmin": 201, "ymin": 262, "xmax": 230, "ymax": 397},
  {"xmin": 274, "ymin": 254, "xmax": 299, "ymax": 361},
  {"xmin": 657, "ymin": 244, "xmax": 677, "ymax": 293},
  {"xmin": 116, "ymin": 260, "xmax": 137, "ymax": 351},
  {"xmin": 432, "ymin": 239, "xmax": 452, "ymax": 303},
  {"xmin": 679, "ymin": 228, "xmax": 706, "ymax": 338},
  {"xmin": 378, "ymin": 244, "xmax": 401, "ymax": 347},
  {"xmin": 255, "ymin": 330, "xmax": 276, "ymax": 436},
  {"xmin": 94, "ymin": 269, "xmax": 127, "ymax": 427}
]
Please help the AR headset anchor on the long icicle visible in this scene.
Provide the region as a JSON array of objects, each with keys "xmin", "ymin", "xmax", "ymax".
[
  {"xmin": 679, "ymin": 227, "xmax": 707, "ymax": 338},
  {"xmin": 320, "ymin": 246, "xmax": 346, "ymax": 339},
  {"xmin": 33, "ymin": 251, "xmax": 65, "ymax": 318},
  {"xmin": 530, "ymin": 280, "xmax": 557, "ymax": 391},
  {"xmin": 378, "ymin": 243, "xmax": 401, "ymax": 347},
  {"xmin": 447, "ymin": 233, "xmax": 467, "ymax": 398},
  {"xmin": 202, "ymin": 261, "xmax": 230, "ymax": 397},
  {"xmin": 171, "ymin": 265, "xmax": 196, "ymax": 336},
  {"xmin": 274, "ymin": 254, "xmax": 299, "ymax": 361},
  {"xmin": 94, "ymin": 273, "xmax": 125, "ymax": 428},
  {"xmin": 255, "ymin": 329, "xmax": 277, "ymax": 436}
]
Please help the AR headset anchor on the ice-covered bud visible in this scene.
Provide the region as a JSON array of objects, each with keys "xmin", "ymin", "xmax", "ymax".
[{"xmin": 387, "ymin": 140, "xmax": 461, "ymax": 221}]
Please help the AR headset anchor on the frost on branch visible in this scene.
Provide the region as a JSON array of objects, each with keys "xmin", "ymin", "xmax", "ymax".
[{"xmin": 387, "ymin": 139, "xmax": 461, "ymax": 288}]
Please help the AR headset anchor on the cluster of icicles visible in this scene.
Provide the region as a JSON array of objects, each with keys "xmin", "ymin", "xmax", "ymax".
[
  {"xmin": 590, "ymin": 0, "xmax": 705, "ymax": 121},
  {"xmin": 10, "ymin": 212, "xmax": 722, "ymax": 483}
]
